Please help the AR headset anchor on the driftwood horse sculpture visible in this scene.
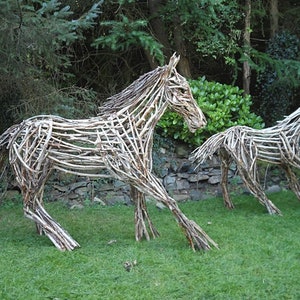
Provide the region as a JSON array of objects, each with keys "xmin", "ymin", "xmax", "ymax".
[
  {"xmin": 191, "ymin": 107, "xmax": 300, "ymax": 215},
  {"xmin": 0, "ymin": 55, "xmax": 218, "ymax": 251}
]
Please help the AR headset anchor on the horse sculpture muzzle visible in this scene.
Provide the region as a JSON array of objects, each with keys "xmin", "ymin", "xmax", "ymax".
[{"xmin": 188, "ymin": 106, "xmax": 207, "ymax": 133}]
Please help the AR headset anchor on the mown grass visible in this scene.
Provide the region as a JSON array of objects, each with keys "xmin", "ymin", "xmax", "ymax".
[{"xmin": 0, "ymin": 190, "xmax": 300, "ymax": 299}]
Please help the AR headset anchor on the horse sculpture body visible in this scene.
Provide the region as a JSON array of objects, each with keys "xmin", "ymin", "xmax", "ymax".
[
  {"xmin": 0, "ymin": 55, "xmax": 218, "ymax": 251},
  {"xmin": 190, "ymin": 108, "xmax": 300, "ymax": 215}
]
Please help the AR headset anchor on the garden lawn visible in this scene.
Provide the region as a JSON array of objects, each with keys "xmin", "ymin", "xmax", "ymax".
[{"xmin": 0, "ymin": 190, "xmax": 300, "ymax": 299}]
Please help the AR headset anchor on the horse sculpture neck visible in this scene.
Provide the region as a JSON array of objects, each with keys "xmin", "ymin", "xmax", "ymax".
[
  {"xmin": 99, "ymin": 66, "xmax": 167, "ymax": 112},
  {"xmin": 98, "ymin": 66, "xmax": 171, "ymax": 136},
  {"xmin": 98, "ymin": 59, "xmax": 207, "ymax": 139}
]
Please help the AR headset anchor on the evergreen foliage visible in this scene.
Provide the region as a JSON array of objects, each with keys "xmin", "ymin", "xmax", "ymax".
[
  {"xmin": 0, "ymin": 0, "xmax": 102, "ymax": 77},
  {"xmin": 257, "ymin": 31, "xmax": 300, "ymax": 125},
  {"xmin": 0, "ymin": 0, "xmax": 102, "ymax": 132},
  {"xmin": 160, "ymin": 0, "xmax": 242, "ymax": 74},
  {"xmin": 92, "ymin": 15, "xmax": 164, "ymax": 64},
  {"xmin": 183, "ymin": 1, "xmax": 241, "ymax": 64}
]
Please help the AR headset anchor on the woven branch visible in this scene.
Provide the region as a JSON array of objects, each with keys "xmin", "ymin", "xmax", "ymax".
[
  {"xmin": 0, "ymin": 54, "xmax": 217, "ymax": 251},
  {"xmin": 191, "ymin": 107, "xmax": 300, "ymax": 214}
]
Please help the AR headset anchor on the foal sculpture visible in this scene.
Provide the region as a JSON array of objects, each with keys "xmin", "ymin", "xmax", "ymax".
[
  {"xmin": 0, "ymin": 55, "xmax": 218, "ymax": 251},
  {"xmin": 191, "ymin": 108, "xmax": 300, "ymax": 215}
]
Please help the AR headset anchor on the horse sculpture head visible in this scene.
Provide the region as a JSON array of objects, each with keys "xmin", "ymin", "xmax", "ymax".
[{"xmin": 164, "ymin": 54, "xmax": 207, "ymax": 132}]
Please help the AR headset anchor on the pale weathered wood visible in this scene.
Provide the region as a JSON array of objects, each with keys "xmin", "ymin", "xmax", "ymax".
[
  {"xmin": 0, "ymin": 54, "xmax": 217, "ymax": 251},
  {"xmin": 191, "ymin": 108, "xmax": 300, "ymax": 215}
]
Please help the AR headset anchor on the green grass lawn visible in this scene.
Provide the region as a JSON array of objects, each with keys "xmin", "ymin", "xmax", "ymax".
[{"xmin": 0, "ymin": 190, "xmax": 300, "ymax": 299}]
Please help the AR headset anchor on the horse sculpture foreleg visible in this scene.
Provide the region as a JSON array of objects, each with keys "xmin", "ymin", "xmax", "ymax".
[
  {"xmin": 281, "ymin": 164, "xmax": 300, "ymax": 200},
  {"xmin": 103, "ymin": 154, "xmax": 218, "ymax": 250},
  {"xmin": 135, "ymin": 175, "xmax": 218, "ymax": 251},
  {"xmin": 130, "ymin": 185, "xmax": 160, "ymax": 241},
  {"xmin": 219, "ymin": 148, "xmax": 235, "ymax": 209}
]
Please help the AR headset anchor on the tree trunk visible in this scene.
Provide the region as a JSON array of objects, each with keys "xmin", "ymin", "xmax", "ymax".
[
  {"xmin": 173, "ymin": 15, "xmax": 192, "ymax": 78},
  {"xmin": 243, "ymin": 0, "xmax": 251, "ymax": 95},
  {"xmin": 270, "ymin": 0, "xmax": 278, "ymax": 38},
  {"xmin": 148, "ymin": 0, "xmax": 192, "ymax": 77},
  {"xmin": 147, "ymin": 0, "xmax": 172, "ymax": 67}
]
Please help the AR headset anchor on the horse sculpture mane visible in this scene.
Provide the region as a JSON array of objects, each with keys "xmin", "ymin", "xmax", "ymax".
[
  {"xmin": 99, "ymin": 68, "xmax": 165, "ymax": 114},
  {"xmin": 98, "ymin": 57, "xmax": 176, "ymax": 115}
]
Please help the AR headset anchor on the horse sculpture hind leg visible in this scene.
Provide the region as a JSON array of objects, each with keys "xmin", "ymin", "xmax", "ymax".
[
  {"xmin": 233, "ymin": 157, "xmax": 282, "ymax": 215},
  {"xmin": 5, "ymin": 120, "xmax": 80, "ymax": 251},
  {"xmin": 12, "ymin": 160, "xmax": 80, "ymax": 251}
]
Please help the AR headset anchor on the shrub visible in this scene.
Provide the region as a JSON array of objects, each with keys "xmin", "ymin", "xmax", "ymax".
[{"xmin": 158, "ymin": 77, "xmax": 264, "ymax": 146}]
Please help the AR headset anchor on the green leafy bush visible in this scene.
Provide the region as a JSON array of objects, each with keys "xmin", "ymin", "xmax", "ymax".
[{"xmin": 158, "ymin": 77, "xmax": 264, "ymax": 146}]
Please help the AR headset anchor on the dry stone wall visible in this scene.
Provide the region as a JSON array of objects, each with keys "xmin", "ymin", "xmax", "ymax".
[{"xmin": 41, "ymin": 144, "xmax": 286, "ymax": 208}]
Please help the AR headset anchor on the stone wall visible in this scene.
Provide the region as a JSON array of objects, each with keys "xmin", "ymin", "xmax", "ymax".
[{"xmin": 43, "ymin": 143, "xmax": 286, "ymax": 208}]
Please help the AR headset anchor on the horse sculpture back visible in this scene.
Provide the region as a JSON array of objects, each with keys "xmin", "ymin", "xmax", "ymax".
[
  {"xmin": 0, "ymin": 54, "xmax": 218, "ymax": 251},
  {"xmin": 191, "ymin": 107, "xmax": 300, "ymax": 215}
]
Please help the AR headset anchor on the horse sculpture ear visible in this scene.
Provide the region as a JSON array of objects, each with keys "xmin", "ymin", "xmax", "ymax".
[
  {"xmin": 168, "ymin": 53, "xmax": 180, "ymax": 68},
  {"xmin": 164, "ymin": 53, "xmax": 180, "ymax": 77}
]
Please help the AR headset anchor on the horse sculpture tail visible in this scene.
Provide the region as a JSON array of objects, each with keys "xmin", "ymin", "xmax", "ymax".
[
  {"xmin": 0, "ymin": 124, "xmax": 19, "ymax": 175},
  {"xmin": 189, "ymin": 131, "xmax": 226, "ymax": 168}
]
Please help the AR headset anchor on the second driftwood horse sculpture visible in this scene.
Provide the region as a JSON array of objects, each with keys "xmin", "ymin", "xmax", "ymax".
[
  {"xmin": 191, "ymin": 108, "xmax": 300, "ymax": 215},
  {"xmin": 0, "ymin": 55, "xmax": 218, "ymax": 251}
]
